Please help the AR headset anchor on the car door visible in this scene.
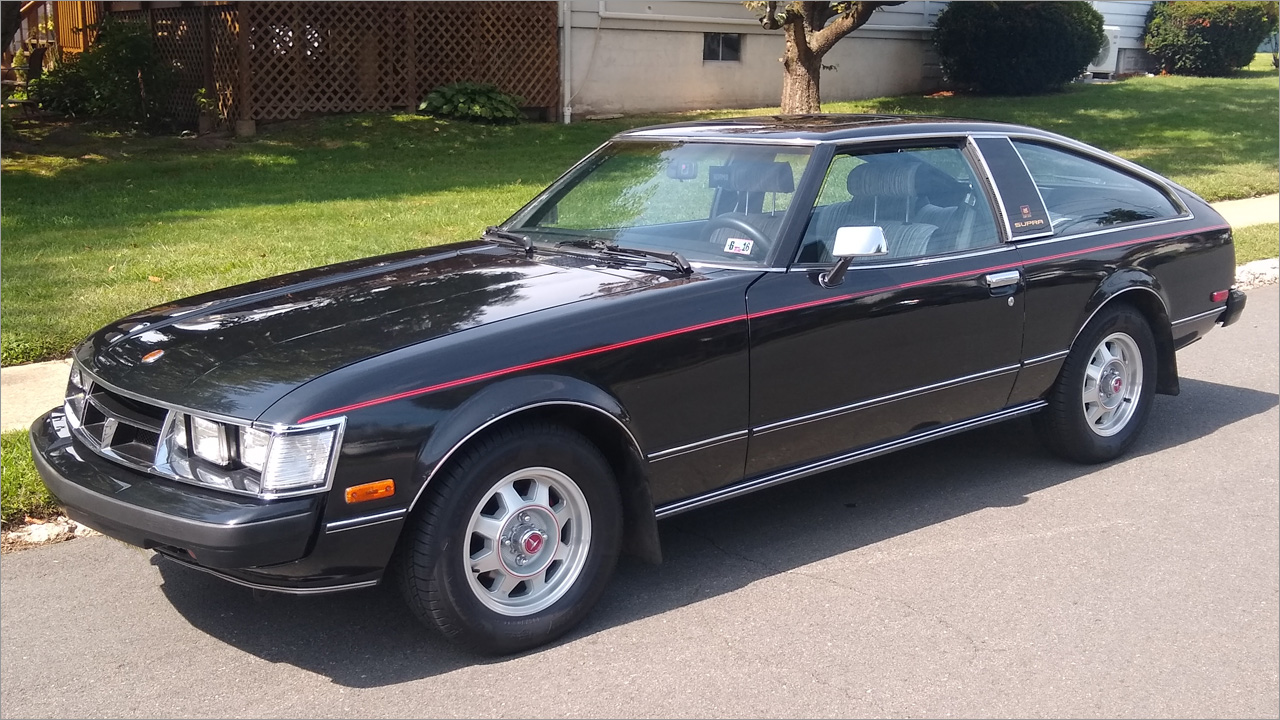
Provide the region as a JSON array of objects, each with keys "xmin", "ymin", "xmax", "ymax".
[{"xmin": 743, "ymin": 139, "xmax": 1027, "ymax": 477}]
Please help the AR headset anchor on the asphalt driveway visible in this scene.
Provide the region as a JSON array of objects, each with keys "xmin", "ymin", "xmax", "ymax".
[{"xmin": 2, "ymin": 287, "xmax": 1276, "ymax": 719}]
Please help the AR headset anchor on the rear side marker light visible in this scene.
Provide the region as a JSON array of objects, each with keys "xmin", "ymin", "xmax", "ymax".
[
  {"xmin": 1211, "ymin": 290, "xmax": 1230, "ymax": 303},
  {"xmin": 345, "ymin": 480, "xmax": 395, "ymax": 504}
]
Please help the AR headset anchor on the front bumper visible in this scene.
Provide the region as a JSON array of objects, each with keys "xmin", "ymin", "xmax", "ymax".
[
  {"xmin": 31, "ymin": 408, "xmax": 323, "ymax": 569},
  {"xmin": 32, "ymin": 408, "xmax": 405, "ymax": 592}
]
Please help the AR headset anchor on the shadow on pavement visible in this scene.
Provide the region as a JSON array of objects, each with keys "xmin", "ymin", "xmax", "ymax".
[{"xmin": 154, "ymin": 377, "xmax": 1277, "ymax": 687}]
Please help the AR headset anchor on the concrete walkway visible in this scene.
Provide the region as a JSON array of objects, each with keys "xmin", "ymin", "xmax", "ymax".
[{"xmin": 3, "ymin": 195, "xmax": 1278, "ymax": 433}]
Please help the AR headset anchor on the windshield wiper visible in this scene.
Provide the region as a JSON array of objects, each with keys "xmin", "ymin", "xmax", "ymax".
[
  {"xmin": 555, "ymin": 238, "xmax": 692, "ymax": 275},
  {"xmin": 484, "ymin": 226, "xmax": 533, "ymax": 257}
]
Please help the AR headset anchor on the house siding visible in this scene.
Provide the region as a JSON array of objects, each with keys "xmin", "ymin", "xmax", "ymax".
[{"xmin": 561, "ymin": 0, "xmax": 945, "ymax": 116}]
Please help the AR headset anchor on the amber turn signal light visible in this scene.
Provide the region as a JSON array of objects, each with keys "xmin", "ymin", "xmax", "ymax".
[{"xmin": 345, "ymin": 479, "xmax": 395, "ymax": 504}]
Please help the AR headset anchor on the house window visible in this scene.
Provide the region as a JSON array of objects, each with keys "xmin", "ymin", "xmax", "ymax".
[{"xmin": 703, "ymin": 33, "xmax": 741, "ymax": 62}]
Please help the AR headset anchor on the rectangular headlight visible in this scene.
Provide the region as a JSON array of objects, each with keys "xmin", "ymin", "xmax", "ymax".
[
  {"xmin": 158, "ymin": 412, "xmax": 342, "ymax": 498},
  {"xmin": 190, "ymin": 416, "xmax": 230, "ymax": 466},
  {"xmin": 239, "ymin": 426, "xmax": 271, "ymax": 472}
]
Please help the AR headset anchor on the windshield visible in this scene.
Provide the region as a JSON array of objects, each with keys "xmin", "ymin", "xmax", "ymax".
[{"xmin": 507, "ymin": 141, "xmax": 814, "ymax": 267}]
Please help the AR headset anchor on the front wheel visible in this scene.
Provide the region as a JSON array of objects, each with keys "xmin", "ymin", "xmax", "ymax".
[
  {"xmin": 1034, "ymin": 304, "xmax": 1158, "ymax": 463},
  {"xmin": 397, "ymin": 423, "xmax": 622, "ymax": 654}
]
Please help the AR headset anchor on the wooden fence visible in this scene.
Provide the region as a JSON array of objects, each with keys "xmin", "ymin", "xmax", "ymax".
[{"xmin": 110, "ymin": 1, "xmax": 560, "ymax": 128}]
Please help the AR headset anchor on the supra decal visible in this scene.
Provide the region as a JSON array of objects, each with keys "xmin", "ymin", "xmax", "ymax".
[{"xmin": 298, "ymin": 224, "xmax": 1228, "ymax": 423}]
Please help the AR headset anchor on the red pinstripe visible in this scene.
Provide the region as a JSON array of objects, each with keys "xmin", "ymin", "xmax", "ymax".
[{"xmin": 297, "ymin": 224, "xmax": 1229, "ymax": 423}]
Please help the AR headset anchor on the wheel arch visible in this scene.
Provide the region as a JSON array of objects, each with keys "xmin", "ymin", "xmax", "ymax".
[
  {"xmin": 1072, "ymin": 275, "xmax": 1179, "ymax": 396},
  {"xmin": 406, "ymin": 376, "xmax": 663, "ymax": 565}
]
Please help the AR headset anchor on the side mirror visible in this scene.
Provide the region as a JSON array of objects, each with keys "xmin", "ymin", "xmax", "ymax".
[{"xmin": 820, "ymin": 226, "xmax": 887, "ymax": 288}]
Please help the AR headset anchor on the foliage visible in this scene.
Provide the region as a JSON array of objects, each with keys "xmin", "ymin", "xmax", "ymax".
[
  {"xmin": 933, "ymin": 1, "xmax": 1105, "ymax": 95},
  {"xmin": 744, "ymin": 1, "xmax": 899, "ymax": 113},
  {"xmin": 194, "ymin": 86, "xmax": 218, "ymax": 116},
  {"xmin": 418, "ymin": 83, "xmax": 523, "ymax": 123},
  {"xmin": 1, "ymin": 431, "xmax": 58, "ymax": 526},
  {"xmin": 1144, "ymin": 1, "xmax": 1276, "ymax": 76},
  {"xmin": 28, "ymin": 16, "xmax": 175, "ymax": 125}
]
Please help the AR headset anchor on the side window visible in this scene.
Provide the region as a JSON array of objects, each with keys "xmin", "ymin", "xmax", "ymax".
[
  {"xmin": 1011, "ymin": 140, "xmax": 1181, "ymax": 236},
  {"xmin": 796, "ymin": 146, "xmax": 1000, "ymax": 264}
]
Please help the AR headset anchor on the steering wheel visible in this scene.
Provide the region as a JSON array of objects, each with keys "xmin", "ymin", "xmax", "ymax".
[{"xmin": 700, "ymin": 214, "xmax": 772, "ymax": 259}]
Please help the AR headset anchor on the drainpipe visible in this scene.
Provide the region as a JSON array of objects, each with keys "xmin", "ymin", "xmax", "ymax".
[{"xmin": 561, "ymin": 0, "xmax": 572, "ymax": 124}]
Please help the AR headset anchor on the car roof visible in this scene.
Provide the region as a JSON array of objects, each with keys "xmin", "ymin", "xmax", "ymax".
[{"xmin": 615, "ymin": 114, "xmax": 1058, "ymax": 145}]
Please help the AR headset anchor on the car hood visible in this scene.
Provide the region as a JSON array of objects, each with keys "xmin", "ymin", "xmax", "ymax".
[{"xmin": 77, "ymin": 242, "xmax": 675, "ymax": 420}]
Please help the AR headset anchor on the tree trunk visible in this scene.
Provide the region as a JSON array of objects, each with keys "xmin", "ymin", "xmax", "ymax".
[{"xmin": 780, "ymin": 29, "xmax": 822, "ymax": 114}]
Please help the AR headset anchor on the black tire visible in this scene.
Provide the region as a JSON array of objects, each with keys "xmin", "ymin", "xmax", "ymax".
[
  {"xmin": 396, "ymin": 423, "xmax": 622, "ymax": 654},
  {"xmin": 1034, "ymin": 303, "xmax": 1158, "ymax": 464}
]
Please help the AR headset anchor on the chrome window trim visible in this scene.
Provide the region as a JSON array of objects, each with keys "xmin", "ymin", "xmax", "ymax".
[
  {"xmin": 788, "ymin": 240, "xmax": 1016, "ymax": 272},
  {"xmin": 753, "ymin": 364, "xmax": 1021, "ymax": 436},
  {"xmin": 325, "ymin": 508, "xmax": 409, "ymax": 534},
  {"xmin": 1171, "ymin": 305, "xmax": 1227, "ymax": 327},
  {"xmin": 647, "ymin": 430, "xmax": 748, "ymax": 462},
  {"xmin": 1013, "ymin": 214, "xmax": 1197, "ymax": 250},
  {"xmin": 655, "ymin": 400, "xmax": 1048, "ymax": 519},
  {"xmin": 409, "ymin": 401, "xmax": 644, "ymax": 514},
  {"xmin": 967, "ymin": 137, "xmax": 1018, "ymax": 240}
]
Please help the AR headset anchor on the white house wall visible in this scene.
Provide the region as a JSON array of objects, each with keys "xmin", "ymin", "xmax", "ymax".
[{"xmin": 562, "ymin": 0, "xmax": 944, "ymax": 116}]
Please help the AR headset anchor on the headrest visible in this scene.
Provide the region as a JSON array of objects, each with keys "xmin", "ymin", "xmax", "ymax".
[
  {"xmin": 846, "ymin": 160, "xmax": 920, "ymax": 198},
  {"xmin": 710, "ymin": 162, "xmax": 796, "ymax": 193}
]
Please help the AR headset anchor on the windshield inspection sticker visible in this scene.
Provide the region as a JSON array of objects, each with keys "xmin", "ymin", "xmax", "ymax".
[{"xmin": 723, "ymin": 238, "xmax": 754, "ymax": 255}]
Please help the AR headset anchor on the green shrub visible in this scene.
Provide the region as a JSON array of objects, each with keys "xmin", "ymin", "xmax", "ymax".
[
  {"xmin": 418, "ymin": 82, "xmax": 523, "ymax": 123},
  {"xmin": 29, "ymin": 16, "xmax": 174, "ymax": 125},
  {"xmin": 933, "ymin": 1, "xmax": 1105, "ymax": 95},
  {"xmin": 1144, "ymin": 2, "xmax": 1276, "ymax": 76}
]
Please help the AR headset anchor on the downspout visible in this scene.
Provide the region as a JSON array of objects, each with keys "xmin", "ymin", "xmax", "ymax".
[{"xmin": 561, "ymin": 0, "xmax": 572, "ymax": 124}]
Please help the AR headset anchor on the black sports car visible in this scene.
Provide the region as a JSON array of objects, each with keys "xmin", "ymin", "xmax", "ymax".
[{"xmin": 31, "ymin": 115, "xmax": 1246, "ymax": 653}]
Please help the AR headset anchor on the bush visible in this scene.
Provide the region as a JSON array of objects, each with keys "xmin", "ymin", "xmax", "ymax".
[
  {"xmin": 29, "ymin": 16, "xmax": 174, "ymax": 125},
  {"xmin": 933, "ymin": 1, "xmax": 1105, "ymax": 95},
  {"xmin": 1144, "ymin": 2, "xmax": 1276, "ymax": 76},
  {"xmin": 418, "ymin": 82, "xmax": 523, "ymax": 123}
]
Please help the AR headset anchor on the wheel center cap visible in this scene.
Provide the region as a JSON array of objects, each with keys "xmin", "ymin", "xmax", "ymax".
[
  {"xmin": 498, "ymin": 505, "xmax": 558, "ymax": 578},
  {"xmin": 521, "ymin": 529, "xmax": 545, "ymax": 555},
  {"xmin": 1110, "ymin": 376, "xmax": 1123, "ymax": 394}
]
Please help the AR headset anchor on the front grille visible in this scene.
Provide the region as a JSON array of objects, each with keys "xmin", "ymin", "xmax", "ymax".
[{"xmin": 74, "ymin": 383, "xmax": 168, "ymax": 471}]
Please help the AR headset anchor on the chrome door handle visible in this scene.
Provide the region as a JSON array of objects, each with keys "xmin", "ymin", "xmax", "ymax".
[{"xmin": 985, "ymin": 270, "xmax": 1021, "ymax": 289}]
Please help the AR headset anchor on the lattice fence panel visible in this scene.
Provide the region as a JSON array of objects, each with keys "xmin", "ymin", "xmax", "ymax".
[
  {"xmin": 242, "ymin": 1, "xmax": 558, "ymax": 122},
  {"xmin": 414, "ymin": 2, "xmax": 560, "ymax": 111},
  {"xmin": 210, "ymin": 7, "xmax": 240, "ymax": 126},
  {"xmin": 149, "ymin": 7, "xmax": 205, "ymax": 125}
]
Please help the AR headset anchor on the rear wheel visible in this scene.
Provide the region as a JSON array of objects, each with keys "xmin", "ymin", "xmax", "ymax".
[
  {"xmin": 1035, "ymin": 304, "xmax": 1157, "ymax": 463},
  {"xmin": 397, "ymin": 423, "xmax": 622, "ymax": 654}
]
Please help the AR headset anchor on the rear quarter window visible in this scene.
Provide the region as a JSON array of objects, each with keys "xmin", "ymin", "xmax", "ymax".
[{"xmin": 1012, "ymin": 140, "xmax": 1181, "ymax": 236}]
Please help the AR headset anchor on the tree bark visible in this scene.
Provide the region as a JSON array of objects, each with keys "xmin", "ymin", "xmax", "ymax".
[
  {"xmin": 756, "ymin": 1, "xmax": 900, "ymax": 114},
  {"xmin": 781, "ymin": 31, "xmax": 822, "ymax": 114}
]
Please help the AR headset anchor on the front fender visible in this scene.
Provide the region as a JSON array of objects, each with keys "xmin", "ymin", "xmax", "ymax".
[{"xmin": 408, "ymin": 374, "xmax": 644, "ymax": 510}]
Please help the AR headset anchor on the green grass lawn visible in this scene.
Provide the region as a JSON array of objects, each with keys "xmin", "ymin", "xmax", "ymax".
[
  {"xmin": 0, "ymin": 430, "xmax": 57, "ymax": 526},
  {"xmin": 2, "ymin": 57, "xmax": 1277, "ymax": 366},
  {"xmin": 1234, "ymin": 223, "xmax": 1280, "ymax": 264}
]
